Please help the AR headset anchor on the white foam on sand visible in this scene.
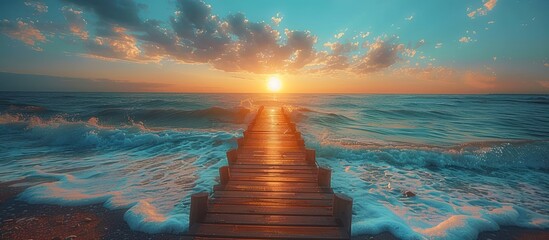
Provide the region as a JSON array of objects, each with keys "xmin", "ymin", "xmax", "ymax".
[
  {"xmin": 310, "ymin": 139, "xmax": 549, "ymax": 240},
  {"xmin": 9, "ymin": 116, "xmax": 239, "ymax": 234}
]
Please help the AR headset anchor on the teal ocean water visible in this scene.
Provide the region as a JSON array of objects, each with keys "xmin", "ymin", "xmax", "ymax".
[{"xmin": 1, "ymin": 92, "xmax": 548, "ymax": 239}]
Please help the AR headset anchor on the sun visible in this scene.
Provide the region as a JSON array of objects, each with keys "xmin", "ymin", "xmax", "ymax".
[{"xmin": 267, "ymin": 76, "xmax": 282, "ymax": 92}]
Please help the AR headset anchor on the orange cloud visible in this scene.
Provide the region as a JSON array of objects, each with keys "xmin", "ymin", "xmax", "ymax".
[
  {"xmin": 0, "ymin": 19, "xmax": 46, "ymax": 47},
  {"xmin": 484, "ymin": 0, "xmax": 497, "ymax": 11},
  {"xmin": 62, "ymin": 7, "xmax": 88, "ymax": 40},
  {"xmin": 271, "ymin": 13, "xmax": 283, "ymax": 26},
  {"xmin": 84, "ymin": 26, "xmax": 148, "ymax": 61},
  {"xmin": 459, "ymin": 36, "xmax": 472, "ymax": 43},
  {"xmin": 24, "ymin": 0, "xmax": 48, "ymax": 13},
  {"xmin": 468, "ymin": 0, "xmax": 497, "ymax": 19}
]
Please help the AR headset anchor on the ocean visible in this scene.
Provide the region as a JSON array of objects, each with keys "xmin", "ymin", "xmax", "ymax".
[{"xmin": 0, "ymin": 92, "xmax": 548, "ymax": 239}]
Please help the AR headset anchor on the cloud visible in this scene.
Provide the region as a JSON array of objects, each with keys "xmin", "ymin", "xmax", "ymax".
[
  {"xmin": 318, "ymin": 42, "xmax": 359, "ymax": 71},
  {"xmin": 62, "ymin": 7, "xmax": 88, "ymax": 40},
  {"xmin": 85, "ymin": 26, "xmax": 151, "ymax": 61},
  {"xmin": 284, "ymin": 30, "xmax": 318, "ymax": 69},
  {"xmin": 59, "ymin": 0, "xmax": 318, "ymax": 73},
  {"xmin": 353, "ymin": 39, "xmax": 405, "ymax": 73},
  {"xmin": 313, "ymin": 37, "xmax": 424, "ymax": 74},
  {"xmin": 62, "ymin": 0, "xmax": 143, "ymax": 28},
  {"xmin": 484, "ymin": 0, "xmax": 497, "ymax": 11},
  {"xmin": 168, "ymin": 0, "xmax": 317, "ymax": 73},
  {"xmin": 360, "ymin": 32, "xmax": 370, "ymax": 38},
  {"xmin": 271, "ymin": 13, "xmax": 283, "ymax": 26},
  {"xmin": 459, "ymin": 36, "xmax": 471, "ymax": 43},
  {"xmin": 468, "ymin": 0, "xmax": 498, "ymax": 19},
  {"xmin": 0, "ymin": 19, "xmax": 46, "ymax": 47},
  {"xmin": 334, "ymin": 32, "xmax": 345, "ymax": 39},
  {"xmin": 24, "ymin": 0, "xmax": 48, "ymax": 13},
  {"xmin": 10, "ymin": 0, "xmax": 416, "ymax": 75}
]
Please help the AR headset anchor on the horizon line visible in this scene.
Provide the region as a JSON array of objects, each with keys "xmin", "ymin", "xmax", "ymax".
[{"xmin": 1, "ymin": 90, "xmax": 548, "ymax": 95}]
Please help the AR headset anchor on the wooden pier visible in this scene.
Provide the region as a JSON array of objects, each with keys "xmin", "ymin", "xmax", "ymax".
[{"xmin": 188, "ymin": 106, "xmax": 353, "ymax": 239}]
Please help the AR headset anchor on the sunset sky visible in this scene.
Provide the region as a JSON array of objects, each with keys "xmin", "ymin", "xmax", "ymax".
[{"xmin": 1, "ymin": 0, "xmax": 548, "ymax": 93}]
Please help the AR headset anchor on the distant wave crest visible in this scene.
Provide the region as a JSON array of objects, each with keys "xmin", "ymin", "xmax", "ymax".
[{"xmin": 308, "ymin": 136, "xmax": 549, "ymax": 170}]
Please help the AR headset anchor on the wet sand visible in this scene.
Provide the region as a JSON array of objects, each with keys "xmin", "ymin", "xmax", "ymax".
[
  {"xmin": 0, "ymin": 179, "xmax": 183, "ymax": 240},
  {"xmin": 1, "ymin": 181, "xmax": 547, "ymax": 240}
]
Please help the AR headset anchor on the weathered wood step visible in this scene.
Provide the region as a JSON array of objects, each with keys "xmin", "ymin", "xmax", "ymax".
[
  {"xmin": 228, "ymin": 176, "xmax": 317, "ymax": 182},
  {"xmin": 240, "ymin": 141, "xmax": 303, "ymax": 146},
  {"xmin": 207, "ymin": 204, "xmax": 333, "ymax": 216},
  {"xmin": 203, "ymin": 214, "xmax": 339, "ymax": 226},
  {"xmin": 213, "ymin": 191, "xmax": 334, "ymax": 200},
  {"xmin": 236, "ymin": 156, "xmax": 306, "ymax": 160},
  {"xmin": 238, "ymin": 147, "xmax": 306, "ymax": 151},
  {"xmin": 229, "ymin": 172, "xmax": 317, "ymax": 178},
  {"xmin": 188, "ymin": 224, "xmax": 348, "ymax": 239},
  {"xmin": 229, "ymin": 168, "xmax": 317, "ymax": 174},
  {"xmin": 222, "ymin": 181, "xmax": 319, "ymax": 187},
  {"xmin": 237, "ymin": 153, "xmax": 306, "ymax": 157},
  {"xmin": 229, "ymin": 164, "xmax": 317, "ymax": 170},
  {"xmin": 214, "ymin": 185, "xmax": 331, "ymax": 193},
  {"xmin": 209, "ymin": 197, "xmax": 333, "ymax": 207},
  {"xmin": 233, "ymin": 160, "xmax": 312, "ymax": 166}
]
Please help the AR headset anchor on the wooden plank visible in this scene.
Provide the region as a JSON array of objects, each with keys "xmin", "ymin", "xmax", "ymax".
[
  {"xmin": 189, "ymin": 224, "xmax": 348, "ymax": 239},
  {"xmin": 207, "ymin": 204, "xmax": 333, "ymax": 216},
  {"xmin": 229, "ymin": 164, "xmax": 317, "ymax": 170},
  {"xmin": 209, "ymin": 197, "xmax": 333, "ymax": 207},
  {"xmin": 229, "ymin": 172, "xmax": 317, "ymax": 178},
  {"xmin": 234, "ymin": 161, "xmax": 312, "ymax": 166},
  {"xmin": 237, "ymin": 150, "xmax": 306, "ymax": 154},
  {"xmin": 237, "ymin": 154, "xmax": 306, "ymax": 159},
  {"xmin": 213, "ymin": 190, "xmax": 334, "ymax": 200},
  {"xmin": 236, "ymin": 156, "xmax": 307, "ymax": 161},
  {"xmin": 229, "ymin": 168, "xmax": 317, "ymax": 174},
  {"xmin": 214, "ymin": 185, "xmax": 331, "ymax": 193},
  {"xmin": 228, "ymin": 176, "xmax": 317, "ymax": 182},
  {"xmin": 221, "ymin": 181, "xmax": 319, "ymax": 187},
  {"xmin": 203, "ymin": 214, "xmax": 339, "ymax": 226}
]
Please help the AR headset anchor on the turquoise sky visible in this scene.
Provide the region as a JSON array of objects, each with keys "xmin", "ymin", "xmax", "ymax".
[{"xmin": 0, "ymin": 0, "xmax": 548, "ymax": 93}]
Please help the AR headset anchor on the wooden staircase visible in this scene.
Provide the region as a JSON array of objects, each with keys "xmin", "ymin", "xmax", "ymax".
[{"xmin": 187, "ymin": 105, "xmax": 353, "ymax": 239}]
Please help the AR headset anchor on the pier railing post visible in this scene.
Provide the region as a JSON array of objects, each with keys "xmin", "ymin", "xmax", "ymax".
[
  {"xmin": 189, "ymin": 192, "xmax": 209, "ymax": 228},
  {"xmin": 219, "ymin": 166, "xmax": 230, "ymax": 185},
  {"xmin": 226, "ymin": 149, "xmax": 237, "ymax": 165},
  {"xmin": 318, "ymin": 167, "xmax": 332, "ymax": 187},
  {"xmin": 333, "ymin": 193, "xmax": 353, "ymax": 236},
  {"xmin": 306, "ymin": 149, "xmax": 316, "ymax": 163},
  {"xmin": 297, "ymin": 138, "xmax": 305, "ymax": 147},
  {"xmin": 237, "ymin": 137, "xmax": 245, "ymax": 148}
]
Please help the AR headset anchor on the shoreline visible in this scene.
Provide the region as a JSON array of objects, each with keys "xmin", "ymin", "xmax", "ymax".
[{"xmin": 1, "ymin": 184, "xmax": 547, "ymax": 240}]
